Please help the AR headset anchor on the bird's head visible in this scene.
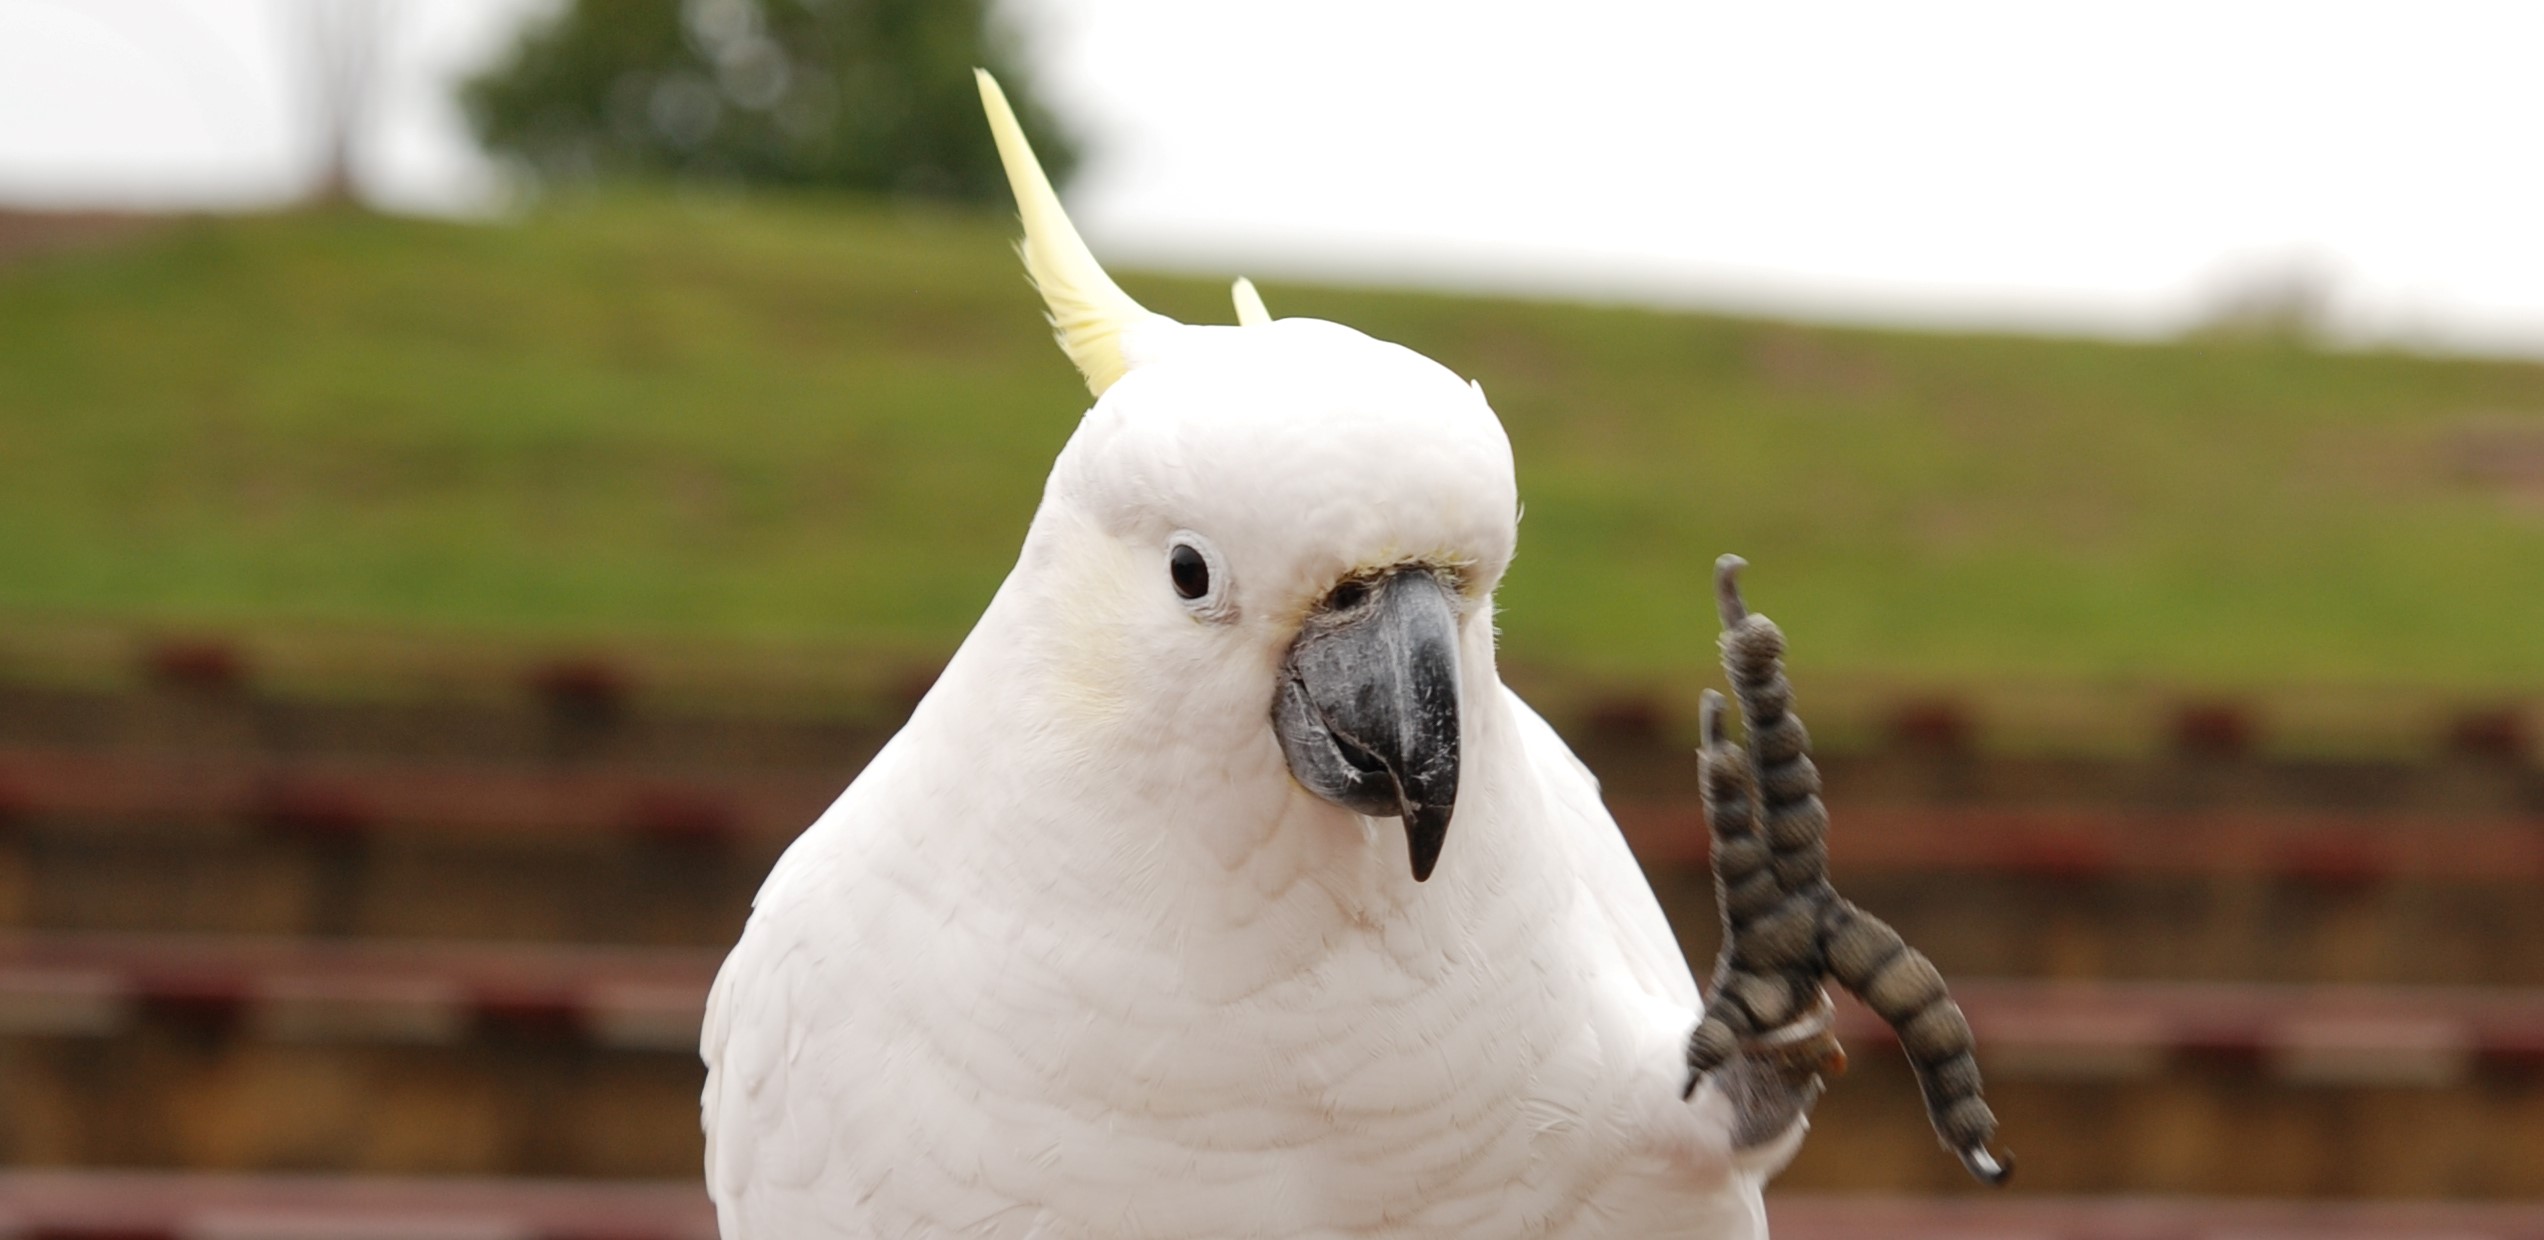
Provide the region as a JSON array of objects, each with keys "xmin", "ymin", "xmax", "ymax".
[{"xmin": 977, "ymin": 72, "xmax": 1517, "ymax": 883}]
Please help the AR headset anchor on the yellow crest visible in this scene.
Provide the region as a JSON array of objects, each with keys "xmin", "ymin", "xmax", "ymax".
[{"xmin": 976, "ymin": 70, "xmax": 1163, "ymax": 397}]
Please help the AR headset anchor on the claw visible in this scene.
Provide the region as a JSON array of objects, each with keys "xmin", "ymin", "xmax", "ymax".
[
  {"xmin": 1745, "ymin": 988, "xmax": 1840, "ymax": 1075},
  {"xmin": 1705, "ymin": 989, "xmax": 1840, "ymax": 1148},
  {"xmin": 1714, "ymin": 554, "xmax": 1749, "ymax": 627},
  {"xmin": 1959, "ymin": 1144, "xmax": 2015, "ymax": 1187},
  {"xmin": 1699, "ymin": 688, "xmax": 1730, "ymax": 748}
]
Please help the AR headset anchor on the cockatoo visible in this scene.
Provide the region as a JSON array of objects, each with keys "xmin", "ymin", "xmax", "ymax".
[{"xmin": 701, "ymin": 72, "xmax": 2005, "ymax": 1239}]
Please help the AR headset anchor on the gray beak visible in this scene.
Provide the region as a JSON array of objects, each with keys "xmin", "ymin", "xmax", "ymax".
[{"xmin": 1272, "ymin": 567, "xmax": 1463, "ymax": 882}]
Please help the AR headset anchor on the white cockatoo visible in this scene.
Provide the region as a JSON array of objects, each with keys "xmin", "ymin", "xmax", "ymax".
[{"xmin": 701, "ymin": 73, "xmax": 2004, "ymax": 1240}]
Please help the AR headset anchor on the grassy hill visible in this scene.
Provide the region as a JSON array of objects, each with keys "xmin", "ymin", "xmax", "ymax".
[{"xmin": 4, "ymin": 197, "xmax": 2543, "ymax": 698}]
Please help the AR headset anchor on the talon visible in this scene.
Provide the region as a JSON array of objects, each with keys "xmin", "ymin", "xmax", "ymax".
[
  {"xmin": 1703, "ymin": 990, "xmax": 1842, "ymax": 1149},
  {"xmin": 1714, "ymin": 554, "xmax": 1749, "ymax": 627},
  {"xmin": 1744, "ymin": 988, "xmax": 1839, "ymax": 1072},
  {"xmin": 1958, "ymin": 1144, "xmax": 2014, "ymax": 1187}
]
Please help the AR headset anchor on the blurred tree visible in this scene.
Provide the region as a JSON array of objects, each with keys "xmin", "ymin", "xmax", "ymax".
[
  {"xmin": 461, "ymin": 0, "xmax": 1077, "ymax": 202},
  {"xmin": 301, "ymin": 0, "xmax": 395, "ymax": 205},
  {"xmin": 2187, "ymin": 257, "xmax": 2337, "ymax": 346}
]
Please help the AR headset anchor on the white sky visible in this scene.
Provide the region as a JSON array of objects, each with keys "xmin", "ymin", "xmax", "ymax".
[{"xmin": 3, "ymin": 0, "xmax": 2542, "ymax": 354}]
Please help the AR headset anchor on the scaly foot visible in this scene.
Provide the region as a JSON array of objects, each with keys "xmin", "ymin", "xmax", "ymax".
[{"xmin": 1681, "ymin": 555, "xmax": 2012, "ymax": 1186}]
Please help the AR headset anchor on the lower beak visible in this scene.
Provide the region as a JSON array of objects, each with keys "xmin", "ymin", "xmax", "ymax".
[{"xmin": 1271, "ymin": 568, "xmax": 1463, "ymax": 881}]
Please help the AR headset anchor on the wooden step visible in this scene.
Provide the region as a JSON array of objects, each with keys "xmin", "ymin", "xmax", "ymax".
[
  {"xmin": 7, "ymin": 670, "xmax": 2544, "ymax": 818},
  {"xmin": 7, "ymin": 934, "xmax": 2536, "ymax": 1082},
  {"xmin": 1620, "ymin": 801, "xmax": 2544, "ymax": 884},
  {"xmin": 10, "ymin": 739, "xmax": 2541, "ymax": 880},
  {"xmin": 0, "ymin": 1169, "xmax": 716, "ymax": 1239},
  {"xmin": 9, "ymin": 760, "xmax": 2544, "ymax": 985},
  {"xmin": 3, "ymin": 1172, "xmax": 2540, "ymax": 1239},
  {"xmin": 4, "ymin": 935, "xmax": 2544, "ymax": 1193},
  {"xmin": 1659, "ymin": 869, "xmax": 2544, "ymax": 988},
  {"xmin": 1768, "ymin": 1194, "xmax": 2544, "ymax": 1238},
  {"xmin": 0, "ymin": 933, "xmax": 716, "ymax": 1049}
]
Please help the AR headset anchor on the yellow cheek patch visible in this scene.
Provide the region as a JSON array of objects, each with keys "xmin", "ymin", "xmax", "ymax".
[{"xmin": 1038, "ymin": 534, "xmax": 1144, "ymax": 731}]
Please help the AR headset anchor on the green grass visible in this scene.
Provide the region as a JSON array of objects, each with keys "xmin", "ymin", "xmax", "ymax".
[{"xmin": 4, "ymin": 196, "xmax": 2543, "ymax": 695}]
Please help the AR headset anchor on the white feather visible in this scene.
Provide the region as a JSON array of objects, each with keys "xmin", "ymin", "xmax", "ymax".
[
  {"xmin": 701, "ymin": 80, "xmax": 1802, "ymax": 1240},
  {"xmin": 702, "ymin": 319, "xmax": 1800, "ymax": 1237}
]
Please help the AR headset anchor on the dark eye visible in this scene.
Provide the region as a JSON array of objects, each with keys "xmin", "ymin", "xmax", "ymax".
[
  {"xmin": 1169, "ymin": 543, "xmax": 1211, "ymax": 600},
  {"xmin": 1328, "ymin": 579, "xmax": 1369, "ymax": 610}
]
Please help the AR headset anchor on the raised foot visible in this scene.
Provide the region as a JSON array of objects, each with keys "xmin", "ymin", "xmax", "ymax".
[{"xmin": 1682, "ymin": 555, "xmax": 2013, "ymax": 1187}]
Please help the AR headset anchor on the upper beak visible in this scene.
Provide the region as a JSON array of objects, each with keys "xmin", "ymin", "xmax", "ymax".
[{"xmin": 1272, "ymin": 567, "xmax": 1463, "ymax": 881}]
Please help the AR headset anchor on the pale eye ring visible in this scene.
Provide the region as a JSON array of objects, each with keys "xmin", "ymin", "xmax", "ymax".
[{"xmin": 1166, "ymin": 531, "xmax": 1233, "ymax": 620}]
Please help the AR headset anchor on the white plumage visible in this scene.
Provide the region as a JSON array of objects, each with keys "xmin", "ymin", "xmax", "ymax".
[{"xmin": 699, "ymin": 73, "xmax": 1806, "ymax": 1239}]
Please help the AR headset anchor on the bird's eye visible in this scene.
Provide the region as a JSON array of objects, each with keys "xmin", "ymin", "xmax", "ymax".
[
  {"xmin": 1328, "ymin": 579, "xmax": 1369, "ymax": 611},
  {"xmin": 1165, "ymin": 532, "xmax": 1235, "ymax": 621},
  {"xmin": 1169, "ymin": 543, "xmax": 1211, "ymax": 600}
]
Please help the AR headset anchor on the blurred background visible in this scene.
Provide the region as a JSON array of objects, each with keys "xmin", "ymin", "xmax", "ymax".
[{"xmin": 2, "ymin": 0, "xmax": 2542, "ymax": 1235}]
